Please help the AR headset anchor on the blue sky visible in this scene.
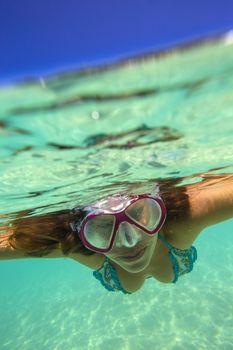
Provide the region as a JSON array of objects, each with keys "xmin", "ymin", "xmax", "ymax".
[{"xmin": 0, "ymin": 0, "xmax": 232, "ymax": 82}]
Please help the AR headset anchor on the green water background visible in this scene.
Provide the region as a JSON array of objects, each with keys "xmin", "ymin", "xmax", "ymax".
[{"xmin": 0, "ymin": 36, "xmax": 233, "ymax": 349}]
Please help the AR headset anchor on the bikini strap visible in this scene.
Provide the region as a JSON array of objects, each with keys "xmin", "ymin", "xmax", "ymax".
[{"xmin": 158, "ymin": 233, "xmax": 173, "ymax": 249}]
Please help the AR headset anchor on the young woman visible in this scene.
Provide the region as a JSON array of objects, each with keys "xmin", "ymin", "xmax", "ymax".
[{"xmin": 1, "ymin": 171, "xmax": 233, "ymax": 294}]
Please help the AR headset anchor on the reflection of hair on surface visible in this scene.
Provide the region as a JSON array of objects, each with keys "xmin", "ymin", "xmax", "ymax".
[
  {"xmin": 84, "ymin": 125, "xmax": 182, "ymax": 149},
  {"xmin": 47, "ymin": 125, "xmax": 182, "ymax": 150}
]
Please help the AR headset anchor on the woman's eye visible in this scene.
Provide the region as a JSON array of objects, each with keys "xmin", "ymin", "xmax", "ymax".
[
  {"xmin": 132, "ymin": 207, "xmax": 143, "ymax": 220},
  {"xmin": 97, "ymin": 223, "xmax": 112, "ymax": 228},
  {"xmin": 136, "ymin": 208, "xmax": 142, "ymax": 218},
  {"xmin": 136, "ymin": 206, "xmax": 150, "ymax": 224},
  {"xmin": 126, "ymin": 201, "xmax": 151, "ymax": 225}
]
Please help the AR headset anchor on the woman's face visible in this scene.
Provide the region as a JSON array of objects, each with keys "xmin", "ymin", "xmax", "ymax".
[{"xmin": 105, "ymin": 222, "xmax": 158, "ymax": 273}]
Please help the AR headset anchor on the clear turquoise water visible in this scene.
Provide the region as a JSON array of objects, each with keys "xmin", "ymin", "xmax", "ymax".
[{"xmin": 0, "ymin": 35, "xmax": 233, "ymax": 350}]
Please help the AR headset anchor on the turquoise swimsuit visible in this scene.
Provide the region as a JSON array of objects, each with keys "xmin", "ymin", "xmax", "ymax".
[{"xmin": 93, "ymin": 233, "xmax": 197, "ymax": 294}]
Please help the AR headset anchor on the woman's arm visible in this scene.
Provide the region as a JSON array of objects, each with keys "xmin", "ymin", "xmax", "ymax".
[
  {"xmin": 187, "ymin": 174, "xmax": 233, "ymax": 229},
  {"xmin": 162, "ymin": 173, "xmax": 233, "ymax": 248}
]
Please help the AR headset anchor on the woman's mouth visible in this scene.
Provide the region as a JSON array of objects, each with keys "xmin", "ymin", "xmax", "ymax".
[{"xmin": 119, "ymin": 247, "xmax": 146, "ymax": 262}]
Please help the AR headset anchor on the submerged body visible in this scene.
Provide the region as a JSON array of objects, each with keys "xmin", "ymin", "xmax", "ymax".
[
  {"xmin": 69, "ymin": 206, "xmax": 201, "ymax": 293},
  {"xmin": 69, "ymin": 173, "xmax": 233, "ymax": 293},
  {"xmin": 1, "ymin": 172, "xmax": 233, "ymax": 294}
]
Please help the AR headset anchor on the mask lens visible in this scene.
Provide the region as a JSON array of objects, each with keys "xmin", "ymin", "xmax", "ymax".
[
  {"xmin": 125, "ymin": 198, "xmax": 162, "ymax": 231},
  {"xmin": 84, "ymin": 215, "xmax": 115, "ymax": 249}
]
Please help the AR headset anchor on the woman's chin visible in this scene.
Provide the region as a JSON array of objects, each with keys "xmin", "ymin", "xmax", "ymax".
[
  {"xmin": 108, "ymin": 236, "xmax": 157, "ymax": 273},
  {"xmin": 116, "ymin": 247, "xmax": 152, "ymax": 273}
]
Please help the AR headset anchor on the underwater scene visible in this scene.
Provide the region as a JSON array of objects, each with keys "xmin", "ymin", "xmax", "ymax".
[{"xmin": 0, "ymin": 34, "xmax": 233, "ymax": 349}]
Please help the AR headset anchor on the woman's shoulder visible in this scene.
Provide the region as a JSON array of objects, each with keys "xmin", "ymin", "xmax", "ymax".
[{"xmin": 160, "ymin": 215, "xmax": 201, "ymax": 249}]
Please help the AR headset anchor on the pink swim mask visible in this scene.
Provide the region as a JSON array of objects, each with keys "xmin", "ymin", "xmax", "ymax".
[{"xmin": 70, "ymin": 193, "xmax": 167, "ymax": 253}]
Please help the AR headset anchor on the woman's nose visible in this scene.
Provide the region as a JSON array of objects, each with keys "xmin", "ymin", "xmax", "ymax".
[{"xmin": 115, "ymin": 222, "xmax": 141, "ymax": 248}]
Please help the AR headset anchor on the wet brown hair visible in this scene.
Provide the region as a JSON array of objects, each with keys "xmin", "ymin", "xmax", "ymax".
[
  {"xmin": 160, "ymin": 180, "xmax": 191, "ymax": 222},
  {"xmin": 6, "ymin": 208, "xmax": 95, "ymax": 257}
]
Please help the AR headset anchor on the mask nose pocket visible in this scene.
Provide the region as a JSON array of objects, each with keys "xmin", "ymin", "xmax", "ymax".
[{"xmin": 116, "ymin": 222, "xmax": 141, "ymax": 248}]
